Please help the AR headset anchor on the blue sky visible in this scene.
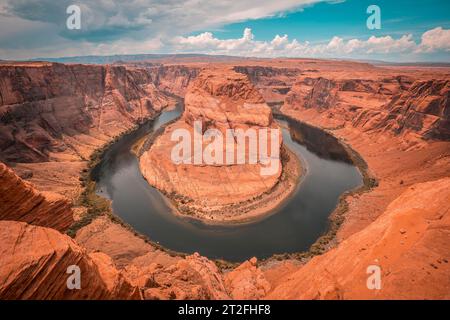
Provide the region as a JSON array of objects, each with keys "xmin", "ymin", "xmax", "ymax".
[
  {"xmin": 203, "ymin": 0, "xmax": 450, "ymax": 61},
  {"xmin": 0, "ymin": 0, "xmax": 449, "ymax": 61},
  {"xmin": 214, "ymin": 0, "xmax": 450, "ymax": 43}
]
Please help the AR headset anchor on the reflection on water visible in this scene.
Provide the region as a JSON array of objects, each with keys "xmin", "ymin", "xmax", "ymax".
[
  {"xmin": 279, "ymin": 115, "xmax": 352, "ymax": 164},
  {"xmin": 93, "ymin": 104, "xmax": 362, "ymax": 262}
]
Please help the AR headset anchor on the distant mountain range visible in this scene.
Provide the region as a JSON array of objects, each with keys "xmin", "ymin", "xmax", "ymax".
[
  {"xmin": 19, "ymin": 53, "xmax": 450, "ymax": 67},
  {"xmin": 28, "ymin": 53, "xmax": 251, "ymax": 64}
]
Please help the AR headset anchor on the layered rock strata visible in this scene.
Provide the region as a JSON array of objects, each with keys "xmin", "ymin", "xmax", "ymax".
[
  {"xmin": 354, "ymin": 80, "xmax": 450, "ymax": 140},
  {"xmin": 283, "ymin": 75, "xmax": 449, "ymax": 141},
  {"xmin": 0, "ymin": 221, "xmax": 140, "ymax": 299},
  {"xmin": 0, "ymin": 62, "xmax": 173, "ymax": 163},
  {"xmin": 139, "ymin": 68, "xmax": 300, "ymax": 222}
]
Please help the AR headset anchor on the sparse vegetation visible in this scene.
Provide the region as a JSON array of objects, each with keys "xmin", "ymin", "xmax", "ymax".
[
  {"xmin": 67, "ymin": 105, "xmax": 378, "ymax": 270},
  {"xmin": 259, "ymin": 114, "xmax": 378, "ymax": 266},
  {"xmin": 66, "ymin": 108, "xmax": 189, "ymax": 259}
]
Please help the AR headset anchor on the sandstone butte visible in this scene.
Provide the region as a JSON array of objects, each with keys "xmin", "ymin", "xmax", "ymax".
[
  {"xmin": 139, "ymin": 67, "xmax": 301, "ymax": 222},
  {"xmin": 0, "ymin": 59, "xmax": 449, "ymax": 299}
]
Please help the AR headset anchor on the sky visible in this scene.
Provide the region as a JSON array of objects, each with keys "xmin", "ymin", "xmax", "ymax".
[{"xmin": 0, "ymin": 0, "xmax": 449, "ymax": 62}]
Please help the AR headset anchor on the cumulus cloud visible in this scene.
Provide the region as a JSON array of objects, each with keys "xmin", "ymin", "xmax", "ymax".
[
  {"xmin": 172, "ymin": 27, "xmax": 449, "ymax": 58},
  {"xmin": 417, "ymin": 27, "xmax": 450, "ymax": 52},
  {"xmin": 323, "ymin": 34, "xmax": 417, "ymax": 55}
]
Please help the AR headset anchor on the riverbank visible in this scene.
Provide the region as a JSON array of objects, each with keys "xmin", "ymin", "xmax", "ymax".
[
  {"xmin": 86, "ymin": 103, "xmax": 367, "ymax": 264},
  {"xmin": 260, "ymin": 113, "xmax": 376, "ymax": 263},
  {"xmin": 133, "ymin": 102, "xmax": 303, "ymax": 225}
]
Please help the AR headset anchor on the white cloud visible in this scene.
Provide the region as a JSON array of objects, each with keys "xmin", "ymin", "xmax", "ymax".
[
  {"xmin": 324, "ymin": 34, "xmax": 416, "ymax": 55},
  {"xmin": 417, "ymin": 27, "xmax": 450, "ymax": 52},
  {"xmin": 1, "ymin": 0, "xmax": 323, "ymax": 41},
  {"xmin": 0, "ymin": 0, "xmax": 326, "ymax": 59},
  {"xmin": 172, "ymin": 27, "xmax": 449, "ymax": 59},
  {"xmin": 175, "ymin": 28, "xmax": 257, "ymax": 53}
]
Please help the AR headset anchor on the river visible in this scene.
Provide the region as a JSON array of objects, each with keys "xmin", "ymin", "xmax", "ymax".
[{"xmin": 92, "ymin": 103, "xmax": 362, "ymax": 261}]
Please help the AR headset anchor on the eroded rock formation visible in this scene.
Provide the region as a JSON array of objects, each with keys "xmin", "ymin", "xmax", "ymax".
[
  {"xmin": 139, "ymin": 68, "xmax": 298, "ymax": 222},
  {"xmin": 0, "ymin": 162, "xmax": 73, "ymax": 232},
  {"xmin": 146, "ymin": 65, "xmax": 201, "ymax": 97},
  {"xmin": 233, "ymin": 66, "xmax": 300, "ymax": 103},
  {"xmin": 0, "ymin": 62, "xmax": 173, "ymax": 163},
  {"xmin": 354, "ymin": 80, "xmax": 450, "ymax": 140},
  {"xmin": 282, "ymin": 74, "xmax": 449, "ymax": 141},
  {"xmin": 0, "ymin": 221, "xmax": 140, "ymax": 299},
  {"xmin": 131, "ymin": 253, "xmax": 230, "ymax": 300},
  {"xmin": 224, "ymin": 257, "xmax": 271, "ymax": 300}
]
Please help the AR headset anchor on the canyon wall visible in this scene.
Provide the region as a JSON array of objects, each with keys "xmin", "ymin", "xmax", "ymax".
[
  {"xmin": 126, "ymin": 63, "xmax": 300, "ymax": 102},
  {"xmin": 282, "ymin": 74, "xmax": 449, "ymax": 141},
  {"xmin": 0, "ymin": 62, "xmax": 173, "ymax": 163},
  {"xmin": 271, "ymin": 62, "xmax": 450, "ymax": 299},
  {"xmin": 183, "ymin": 67, "xmax": 274, "ymax": 128},
  {"xmin": 354, "ymin": 80, "xmax": 450, "ymax": 140},
  {"xmin": 146, "ymin": 64, "xmax": 200, "ymax": 97},
  {"xmin": 233, "ymin": 66, "xmax": 300, "ymax": 103}
]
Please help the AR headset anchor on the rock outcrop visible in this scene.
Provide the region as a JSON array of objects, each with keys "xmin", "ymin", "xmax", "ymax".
[
  {"xmin": 75, "ymin": 216, "xmax": 180, "ymax": 269},
  {"xmin": 283, "ymin": 75, "xmax": 449, "ymax": 141},
  {"xmin": 0, "ymin": 162, "xmax": 73, "ymax": 232},
  {"xmin": 139, "ymin": 68, "xmax": 293, "ymax": 222},
  {"xmin": 284, "ymin": 77, "xmax": 336, "ymax": 111},
  {"xmin": 0, "ymin": 221, "xmax": 140, "ymax": 299},
  {"xmin": 284, "ymin": 76, "xmax": 402, "ymax": 112},
  {"xmin": 127, "ymin": 252, "xmax": 230, "ymax": 300},
  {"xmin": 224, "ymin": 257, "xmax": 271, "ymax": 300},
  {"xmin": 183, "ymin": 68, "xmax": 274, "ymax": 128}
]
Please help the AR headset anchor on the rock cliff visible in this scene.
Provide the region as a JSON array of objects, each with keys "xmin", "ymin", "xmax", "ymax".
[
  {"xmin": 233, "ymin": 66, "xmax": 300, "ymax": 103},
  {"xmin": 183, "ymin": 68, "xmax": 273, "ymax": 128},
  {"xmin": 146, "ymin": 65, "xmax": 200, "ymax": 97},
  {"xmin": 283, "ymin": 74, "xmax": 449, "ymax": 141},
  {"xmin": 353, "ymin": 80, "xmax": 450, "ymax": 140},
  {"xmin": 0, "ymin": 62, "xmax": 173, "ymax": 163},
  {"xmin": 0, "ymin": 162, "xmax": 73, "ymax": 232}
]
